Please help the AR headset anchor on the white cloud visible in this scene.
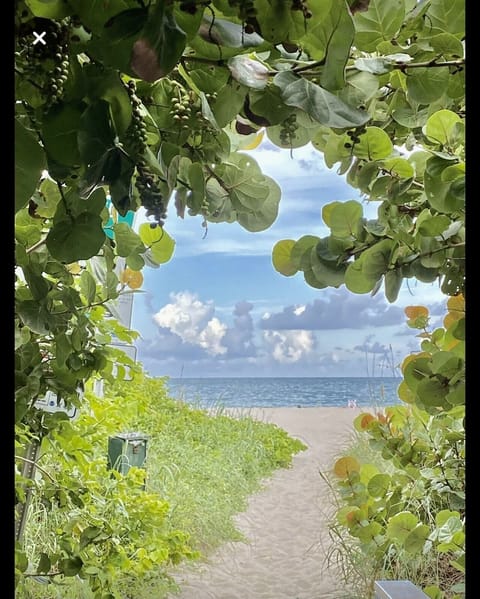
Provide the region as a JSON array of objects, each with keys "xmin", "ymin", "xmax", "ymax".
[
  {"xmin": 153, "ymin": 291, "xmax": 227, "ymax": 356},
  {"xmin": 263, "ymin": 330, "xmax": 315, "ymax": 363}
]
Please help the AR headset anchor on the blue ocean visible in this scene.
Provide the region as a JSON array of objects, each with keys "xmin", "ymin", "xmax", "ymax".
[{"xmin": 165, "ymin": 377, "xmax": 402, "ymax": 409}]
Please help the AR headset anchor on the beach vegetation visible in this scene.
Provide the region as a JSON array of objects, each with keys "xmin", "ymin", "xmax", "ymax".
[
  {"xmin": 15, "ymin": 0, "xmax": 464, "ymax": 596},
  {"xmin": 17, "ymin": 375, "xmax": 305, "ymax": 598},
  {"xmin": 326, "ymin": 299, "xmax": 465, "ymax": 598}
]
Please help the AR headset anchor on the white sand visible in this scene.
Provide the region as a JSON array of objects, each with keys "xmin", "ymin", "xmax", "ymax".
[{"xmin": 167, "ymin": 407, "xmax": 362, "ymax": 599}]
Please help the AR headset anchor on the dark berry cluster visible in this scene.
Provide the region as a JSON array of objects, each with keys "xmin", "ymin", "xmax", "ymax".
[
  {"xmin": 279, "ymin": 113, "xmax": 298, "ymax": 146},
  {"xmin": 291, "ymin": 0, "xmax": 313, "ymax": 19},
  {"xmin": 135, "ymin": 163, "xmax": 167, "ymax": 229},
  {"xmin": 124, "ymin": 81, "xmax": 167, "ymax": 228},
  {"xmin": 16, "ymin": 17, "xmax": 70, "ymax": 108},
  {"xmin": 344, "ymin": 125, "xmax": 367, "ymax": 149}
]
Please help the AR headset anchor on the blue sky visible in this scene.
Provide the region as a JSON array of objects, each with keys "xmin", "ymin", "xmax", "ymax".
[{"xmin": 129, "ymin": 140, "xmax": 446, "ymax": 378}]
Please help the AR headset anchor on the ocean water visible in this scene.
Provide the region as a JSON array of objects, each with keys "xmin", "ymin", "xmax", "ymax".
[{"xmin": 165, "ymin": 377, "xmax": 402, "ymax": 409}]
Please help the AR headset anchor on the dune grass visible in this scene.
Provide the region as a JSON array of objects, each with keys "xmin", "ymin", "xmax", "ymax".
[{"xmin": 19, "ymin": 375, "xmax": 306, "ymax": 599}]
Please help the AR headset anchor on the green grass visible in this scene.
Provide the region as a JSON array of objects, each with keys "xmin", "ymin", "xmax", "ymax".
[{"xmin": 19, "ymin": 376, "xmax": 306, "ymax": 599}]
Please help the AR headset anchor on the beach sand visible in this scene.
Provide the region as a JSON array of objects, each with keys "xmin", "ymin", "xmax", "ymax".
[{"xmin": 167, "ymin": 406, "xmax": 362, "ymax": 599}]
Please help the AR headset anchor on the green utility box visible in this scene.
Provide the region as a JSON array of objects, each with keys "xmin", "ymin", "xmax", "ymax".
[{"xmin": 107, "ymin": 433, "xmax": 148, "ymax": 486}]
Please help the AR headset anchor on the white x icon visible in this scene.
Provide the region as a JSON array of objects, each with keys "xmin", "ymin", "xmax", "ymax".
[{"xmin": 32, "ymin": 31, "xmax": 46, "ymax": 45}]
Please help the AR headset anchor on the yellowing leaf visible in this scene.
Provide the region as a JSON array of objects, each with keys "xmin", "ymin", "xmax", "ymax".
[
  {"xmin": 239, "ymin": 130, "xmax": 265, "ymax": 150},
  {"xmin": 398, "ymin": 380, "xmax": 415, "ymax": 404},
  {"xmin": 445, "ymin": 294, "xmax": 465, "ymax": 327},
  {"xmin": 404, "ymin": 305, "xmax": 429, "ymax": 319},
  {"xmin": 66, "ymin": 262, "xmax": 82, "ymax": 274},
  {"xmin": 120, "ymin": 268, "xmax": 143, "ymax": 290},
  {"xmin": 334, "ymin": 456, "xmax": 361, "ymax": 478},
  {"xmin": 401, "ymin": 352, "xmax": 430, "ymax": 372}
]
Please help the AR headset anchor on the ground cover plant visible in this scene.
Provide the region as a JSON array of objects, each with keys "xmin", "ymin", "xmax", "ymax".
[
  {"xmin": 18, "ymin": 375, "xmax": 306, "ymax": 598},
  {"xmin": 325, "ymin": 298, "xmax": 465, "ymax": 599},
  {"xmin": 15, "ymin": 0, "xmax": 465, "ymax": 596}
]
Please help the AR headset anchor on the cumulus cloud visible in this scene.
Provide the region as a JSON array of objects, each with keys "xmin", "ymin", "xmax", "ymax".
[
  {"xmin": 153, "ymin": 291, "xmax": 227, "ymax": 356},
  {"xmin": 263, "ymin": 330, "xmax": 316, "ymax": 363},
  {"xmin": 222, "ymin": 301, "xmax": 257, "ymax": 358},
  {"xmin": 259, "ymin": 290, "xmax": 403, "ymax": 330}
]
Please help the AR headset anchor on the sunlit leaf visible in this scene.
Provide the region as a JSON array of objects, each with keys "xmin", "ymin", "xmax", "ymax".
[
  {"xmin": 272, "ymin": 240, "xmax": 298, "ymax": 276},
  {"xmin": 353, "ymin": 127, "xmax": 393, "ymax": 160},
  {"xmin": 120, "ymin": 268, "xmax": 143, "ymax": 289},
  {"xmin": 404, "ymin": 306, "xmax": 429, "ymax": 319},
  {"xmin": 368, "ymin": 473, "xmax": 391, "ymax": 497},
  {"xmin": 386, "ymin": 511, "xmax": 419, "ymax": 543},
  {"xmin": 334, "ymin": 456, "xmax": 361, "ymax": 478}
]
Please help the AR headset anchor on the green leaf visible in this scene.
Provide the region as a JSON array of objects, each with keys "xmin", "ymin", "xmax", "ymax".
[
  {"xmin": 274, "ymin": 71, "xmax": 370, "ymax": 128},
  {"xmin": 67, "ymin": 0, "xmax": 132, "ymax": 35},
  {"xmin": 138, "ymin": 224, "xmax": 175, "ymax": 264},
  {"xmin": 427, "ymin": 0, "xmax": 465, "ymax": 35},
  {"xmin": 15, "ymin": 120, "xmax": 46, "ymax": 212},
  {"xmin": 113, "ymin": 223, "xmax": 146, "ymax": 257},
  {"xmin": 310, "ymin": 250, "xmax": 346, "ymax": 287},
  {"xmin": 253, "ymin": 0, "xmax": 305, "ymax": 43},
  {"xmin": 345, "ymin": 258, "xmax": 377, "ymax": 293},
  {"xmin": 55, "ymin": 333, "xmax": 71, "ymax": 368},
  {"xmin": 424, "ymin": 158, "xmax": 465, "ymax": 214},
  {"xmin": 353, "ymin": 127, "xmax": 393, "ymax": 160},
  {"xmin": 353, "ymin": 0, "xmax": 405, "ymax": 52},
  {"xmin": 385, "ymin": 269, "xmax": 403, "ymax": 303},
  {"xmin": 424, "ymin": 109, "xmax": 462, "ymax": 146},
  {"xmin": 416, "ymin": 378, "xmax": 449, "ymax": 407},
  {"xmin": 199, "ymin": 14, "xmax": 265, "ymax": 48},
  {"xmin": 424, "ymin": 33, "xmax": 464, "ymax": 58},
  {"xmin": 188, "ymin": 163, "xmax": 206, "ymax": 212},
  {"xmin": 354, "ymin": 57, "xmax": 393, "ymax": 74},
  {"xmin": 80, "ymin": 271, "xmax": 97, "ymax": 305},
  {"xmin": 316, "ymin": 2, "xmax": 355, "ymax": 91},
  {"xmin": 417, "ymin": 214, "xmax": 451, "ymax": 237},
  {"xmin": 26, "ymin": 0, "xmax": 72, "ymax": 17},
  {"xmin": 436, "ymin": 510, "xmax": 461, "ymax": 527},
  {"xmin": 404, "ymin": 524, "xmax": 430, "ymax": 553},
  {"xmin": 362, "ymin": 239, "xmax": 394, "ymax": 278},
  {"xmin": 126, "ymin": 253, "xmax": 145, "ymax": 271},
  {"xmin": 367, "ymin": 473, "xmax": 391, "ymax": 497},
  {"xmin": 46, "ymin": 214, "xmax": 105, "ymax": 263},
  {"xmin": 249, "ymin": 87, "xmax": 294, "ymax": 126},
  {"xmin": 381, "ymin": 157, "xmax": 414, "ymax": 179},
  {"xmin": 236, "ymin": 180, "xmax": 280, "ymax": 232},
  {"xmin": 16, "ymin": 300, "xmax": 50, "ymax": 335},
  {"xmin": 386, "ymin": 511, "xmax": 419, "ymax": 543},
  {"xmin": 213, "ymin": 83, "xmax": 248, "ymax": 128},
  {"xmin": 406, "ymin": 68, "xmax": 450, "ymax": 104},
  {"xmin": 36, "ymin": 553, "xmax": 51, "ymax": 575},
  {"xmin": 59, "ymin": 556, "xmax": 83, "ymax": 577},
  {"xmin": 266, "ymin": 122, "xmax": 312, "ymax": 149},
  {"xmin": 291, "ymin": 235, "xmax": 321, "ymax": 269},
  {"xmin": 272, "ymin": 240, "xmax": 298, "ymax": 276},
  {"xmin": 326, "ymin": 200, "xmax": 363, "ymax": 238},
  {"xmin": 78, "ymin": 100, "xmax": 116, "ymax": 165},
  {"xmin": 42, "ymin": 103, "xmax": 83, "ymax": 167},
  {"xmin": 15, "ymin": 324, "xmax": 30, "ymax": 350},
  {"xmin": 35, "ymin": 179, "xmax": 61, "ymax": 218},
  {"xmin": 131, "ymin": 5, "xmax": 186, "ymax": 82},
  {"xmin": 15, "ymin": 549, "xmax": 28, "ymax": 573},
  {"xmin": 403, "ymin": 357, "xmax": 431, "ymax": 391}
]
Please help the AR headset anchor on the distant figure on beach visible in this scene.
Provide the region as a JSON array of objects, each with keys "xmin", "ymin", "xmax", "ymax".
[{"xmin": 347, "ymin": 399, "xmax": 357, "ymax": 408}]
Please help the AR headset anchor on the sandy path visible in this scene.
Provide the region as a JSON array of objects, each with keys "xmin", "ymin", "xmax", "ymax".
[{"xmin": 167, "ymin": 407, "xmax": 361, "ymax": 599}]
